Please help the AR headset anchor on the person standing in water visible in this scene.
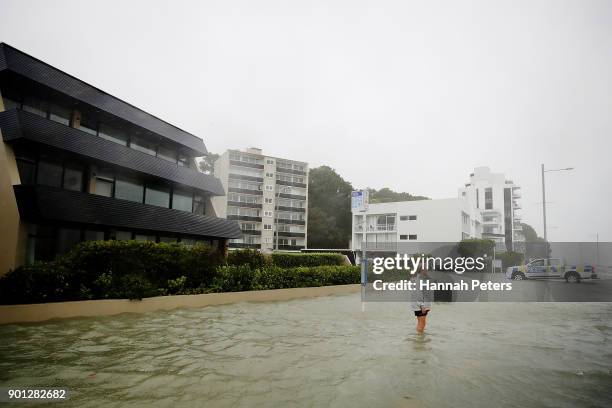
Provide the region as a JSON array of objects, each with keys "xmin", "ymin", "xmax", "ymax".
[{"xmin": 410, "ymin": 267, "xmax": 433, "ymax": 334}]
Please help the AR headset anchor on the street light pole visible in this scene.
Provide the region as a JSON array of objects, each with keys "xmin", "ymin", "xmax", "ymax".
[{"xmin": 541, "ymin": 164, "xmax": 547, "ymax": 243}]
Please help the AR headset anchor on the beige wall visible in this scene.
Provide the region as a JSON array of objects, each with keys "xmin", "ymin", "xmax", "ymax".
[
  {"xmin": 0, "ymin": 90, "xmax": 28, "ymax": 275},
  {"xmin": 0, "ymin": 284, "xmax": 360, "ymax": 324}
]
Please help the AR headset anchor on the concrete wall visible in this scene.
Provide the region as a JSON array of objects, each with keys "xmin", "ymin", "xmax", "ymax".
[
  {"xmin": 0, "ymin": 284, "xmax": 360, "ymax": 325},
  {"xmin": 0, "ymin": 89, "xmax": 28, "ymax": 276}
]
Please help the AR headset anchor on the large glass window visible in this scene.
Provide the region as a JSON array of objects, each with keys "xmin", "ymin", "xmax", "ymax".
[
  {"xmin": 79, "ymin": 114, "xmax": 98, "ymax": 136},
  {"xmin": 84, "ymin": 230, "xmax": 105, "ymax": 241},
  {"xmin": 49, "ymin": 104, "xmax": 71, "ymax": 126},
  {"xmin": 115, "ymin": 231, "xmax": 133, "ymax": 240},
  {"xmin": 145, "ymin": 184, "xmax": 170, "ymax": 208},
  {"xmin": 115, "ymin": 177, "xmax": 144, "ymax": 203},
  {"xmin": 157, "ymin": 143, "xmax": 177, "ymax": 163},
  {"xmin": 2, "ymin": 96, "xmax": 21, "ymax": 110},
  {"xmin": 130, "ymin": 135, "xmax": 157, "ymax": 156},
  {"xmin": 98, "ymin": 123, "xmax": 128, "ymax": 146},
  {"xmin": 37, "ymin": 157, "xmax": 63, "ymax": 187},
  {"xmin": 193, "ymin": 194, "xmax": 206, "ymax": 215},
  {"xmin": 172, "ymin": 188, "xmax": 193, "ymax": 212},
  {"xmin": 63, "ymin": 164, "xmax": 84, "ymax": 192},
  {"xmin": 16, "ymin": 158, "xmax": 36, "ymax": 185},
  {"xmin": 485, "ymin": 188, "xmax": 493, "ymax": 210},
  {"xmin": 56, "ymin": 228, "xmax": 81, "ymax": 256},
  {"xmin": 22, "ymin": 96, "xmax": 47, "ymax": 117}
]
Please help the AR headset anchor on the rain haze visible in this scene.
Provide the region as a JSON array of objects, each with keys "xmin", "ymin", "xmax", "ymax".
[{"xmin": 1, "ymin": 0, "xmax": 610, "ymax": 242}]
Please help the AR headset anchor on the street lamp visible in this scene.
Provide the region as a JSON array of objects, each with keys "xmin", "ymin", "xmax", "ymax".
[{"xmin": 541, "ymin": 164, "xmax": 574, "ymax": 242}]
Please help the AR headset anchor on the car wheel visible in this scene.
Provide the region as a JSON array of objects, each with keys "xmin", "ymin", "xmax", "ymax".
[
  {"xmin": 512, "ymin": 272, "xmax": 526, "ymax": 280},
  {"xmin": 565, "ymin": 272, "xmax": 580, "ymax": 283}
]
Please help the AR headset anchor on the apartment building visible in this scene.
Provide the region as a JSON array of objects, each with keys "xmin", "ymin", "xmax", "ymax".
[
  {"xmin": 351, "ymin": 166, "xmax": 524, "ymax": 253},
  {"xmin": 213, "ymin": 148, "xmax": 308, "ymax": 251},
  {"xmin": 0, "ymin": 43, "xmax": 241, "ymax": 274},
  {"xmin": 351, "ymin": 196, "xmax": 482, "ymax": 251},
  {"xmin": 459, "ymin": 166, "xmax": 524, "ymax": 251}
]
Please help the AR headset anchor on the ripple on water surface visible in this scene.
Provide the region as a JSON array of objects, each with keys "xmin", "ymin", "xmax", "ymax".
[{"xmin": 1, "ymin": 295, "xmax": 612, "ymax": 407}]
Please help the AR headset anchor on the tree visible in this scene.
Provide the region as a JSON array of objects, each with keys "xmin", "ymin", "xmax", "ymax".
[
  {"xmin": 368, "ymin": 187, "xmax": 428, "ymax": 203},
  {"xmin": 198, "ymin": 153, "xmax": 219, "ymax": 174},
  {"xmin": 307, "ymin": 166, "xmax": 354, "ymax": 248},
  {"xmin": 521, "ymin": 222, "xmax": 550, "ymax": 260}
]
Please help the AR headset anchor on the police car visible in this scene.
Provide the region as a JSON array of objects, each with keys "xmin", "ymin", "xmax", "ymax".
[{"xmin": 505, "ymin": 258, "xmax": 597, "ymax": 283}]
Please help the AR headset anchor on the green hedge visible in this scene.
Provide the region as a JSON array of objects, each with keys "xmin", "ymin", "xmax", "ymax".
[
  {"xmin": 0, "ymin": 242, "xmax": 358, "ymax": 305},
  {"xmin": 270, "ymin": 252, "xmax": 346, "ymax": 268}
]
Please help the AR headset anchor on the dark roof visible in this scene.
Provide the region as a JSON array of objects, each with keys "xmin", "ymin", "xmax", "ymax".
[
  {"xmin": 14, "ymin": 185, "xmax": 242, "ymax": 239},
  {"xmin": 0, "ymin": 43, "xmax": 207, "ymax": 155},
  {"xmin": 0, "ymin": 109, "xmax": 225, "ymax": 195}
]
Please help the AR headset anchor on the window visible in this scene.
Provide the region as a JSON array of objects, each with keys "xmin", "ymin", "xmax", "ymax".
[
  {"xmin": 16, "ymin": 157, "xmax": 36, "ymax": 185},
  {"xmin": 159, "ymin": 236, "xmax": 177, "ymax": 243},
  {"xmin": 157, "ymin": 143, "xmax": 177, "ymax": 163},
  {"xmin": 181, "ymin": 238, "xmax": 196, "ymax": 246},
  {"xmin": 79, "ymin": 114, "xmax": 98, "ymax": 136},
  {"xmin": 265, "ymin": 198, "xmax": 273, "ymax": 204},
  {"xmin": 84, "ymin": 230, "xmax": 105, "ymax": 241},
  {"xmin": 400, "ymin": 235, "xmax": 408, "ymax": 240},
  {"xmin": 409, "ymin": 234, "xmax": 417, "ymax": 240},
  {"xmin": 3, "ymin": 96, "xmax": 21, "ymax": 110},
  {"xmin": 135, "ymin": 234, "xmax": 156, "ymax": 242},
  {"xmin": 400, "ymin": 216, "xmax": 408, "ymax": 221},
  {"xmin": 485, "ymin": 188, "xmax": 493, "ymax": 210},
  {"xmin": 145, "ymin": 183, "xmax": 170, "ymax": 208},
  {"xmin": 130, "ymin": 135, "xmax": 157, "ymax": 156},
  {"xmin": 49, "ymin": 104, "xmax": 71, "ymax": 126},
  {"xmin": 63, "ymin": 163, "xmax": 84, "ymax": 192},
  {"xmin": 115, "ymin": 231, "xmax": 133, "ymax": 241},
  {"xmin": 193, "ymin": 194, "xmax": 206, "ymax": 215},
  {"xmin": 264, "ymin": 211, "xmax": 273, "ymax": 217},
  {"xmin": 98, "ymin": 124, "xmax": 128, "ymax": 146},
  {"xmin": 37, "ymin": 157, "xmax": 63, "ymax": 187},
  {"xmin": 94, "ymin": 173, "xmax": 114, "ymax": 197},
  {"xmin": 265, "ymin": 185, "xmax": 273, "ymax": 191},
  {"xmin": 178, "ymin": 154, "xmax": 188, "ymax": 167},
  {"xmin": 56, "ymin": 228, "xmax": 81, "ymax": 256},
  {"xmin": 409, "ymin": 215, "xmax": 417, "ymax": 220},
  {"xmin": 266, "ymin": 159, "xmax": 274, "ymax": 164},
  {"xmin": 22, "ymin": 96, "xmax": 47, "ymax": 117},
  {"xmin": 266, "ymin": 172, "xmax": 274, "ymax": 178},
  {"xmin": 172, "ymin": 188, "xmax": 193, "ymax": 212},
  {"xmin": 115, "ymin": 177, "xmax": 144, "ymax": 203},
  {"xmin": 264, "ymin": 224, "xmax": 272, "ymax": 230}
]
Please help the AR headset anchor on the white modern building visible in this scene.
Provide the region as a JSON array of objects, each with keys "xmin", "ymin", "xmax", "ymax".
[
  {"xmin": 350, "ymin": 166, "xmax": 524, "ymax": 252},
  {"xmin": 351, "ymin": 196, "xmax": 482, "ymax": 251},
  {"xmin": 212, "ymin": 148, "xmax": 308, "ymax": 251},
  {"xmin": 459, "ymin": 166, "xmax": 524, "ymax": 251}
]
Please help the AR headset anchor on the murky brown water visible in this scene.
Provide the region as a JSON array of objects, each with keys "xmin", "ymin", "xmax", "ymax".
[{"xmin": 1, "ymin": 294, "xmax": 612, "ymax": 407}]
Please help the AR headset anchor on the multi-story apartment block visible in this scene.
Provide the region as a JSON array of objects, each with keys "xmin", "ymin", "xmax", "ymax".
[
  {"xmin": 213, "ymin": 148, "xmax": 308, "ymax": 251},
  {"xmin": 459, "ymin": 166, "xmax": 524, "ymax": 251},
  {"xmin": 350, "ymin": 166, "xmax": 524, "ymax": 253},
  {"xmin": 0, "ymin": 44, "xmax": 241, "ymax": 274},
  {"xmin": 351, "ymin": 196, "xmax": 482, "ymax": 251}
]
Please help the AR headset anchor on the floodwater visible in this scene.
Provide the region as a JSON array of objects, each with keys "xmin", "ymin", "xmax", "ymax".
[{"xmin": 1, "ymin": 294, "xmax": 612, "ymax": 407}]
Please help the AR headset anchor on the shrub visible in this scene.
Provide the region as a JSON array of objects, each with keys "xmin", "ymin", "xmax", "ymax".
[
  {"xmin": 497, "ymin": 251, "xmax": 525, "ymax": 269},
  {"xmin": 227, "ymin": 249, "xmax": 270, "ymax": 269},
  {"xmin": 270, "ymin": 253, "xmax": 346, "ymax": 268},
  {"xmin": 212, "ymin": 265, "xmax": 259, "ymax": 292},
  {"xmin": 0, "ymin": 261, "xmax": 73, "ymax": 304}
]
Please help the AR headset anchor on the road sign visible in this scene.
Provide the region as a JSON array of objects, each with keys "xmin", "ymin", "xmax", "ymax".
[{"xmin": 351, "ymin": 190, "xmax": 369, "ymax": 212}]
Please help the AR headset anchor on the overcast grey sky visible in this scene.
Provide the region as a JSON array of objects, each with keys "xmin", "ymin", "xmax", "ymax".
[{"xmin": 1, "ymin": 0, "xmax": 611, "ymax": 241}]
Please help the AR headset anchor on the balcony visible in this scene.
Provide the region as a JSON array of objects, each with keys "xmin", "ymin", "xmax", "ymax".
[
  {"xmin": 227, "ymin": 215, "xmax": 262, "ymax": 222},
  {"xmin": 0, "ymin": 109, "xmax": 225, "ymax": 195},
  {"xmin": 275, "ymin": 166, "xmax": 307, "ymax": 176},
  {"xmin": 277, "ymin": 205, "xmax": 306, "ymax": 213},
  {"xmin": 228, "ymin": 173, "xmax": 264, "ymax": 183},
  {"xmin": 241, "ymin": 229, "xmax": 262, "ymax": 235},
  {"xmin": 227, "ymin": 200, "xmax": 262, "ymax": 209},
  {"xmin": 278, "ymin": 192, "xmax": 307, "ymax": 200},
  {"xmin": 276, "ymin": 218, "xmax": 306, "ymax": 226},
  {"xmin": 513, "ymin": 202, "xmax": 521, "ymax": 209},
  {"xmin": 229, "ymin": 159, "xmax": 264, "ymax": 170},
  {"xmin": 13, "ymin": 185, "xmax": 242, "ymax": 239},
  {"xmin": 276, "ymin": 179, "xmax": 307, "ymax": 189},
  {"xmin": 277, "ymin": 231, "xmax": 306, "ymax": 238},
  {"xmin": 230, "ymin": 242, "xmax": 260, "ymax": 249},
  {"xmin": 228, "ymin": 187, "xmax": 263, "ymax": 196},
  {"xmin": 368, "ymin": 224, "xmax": 396, "ymax": 232},
  {"xmin": 277, "ymin": 245, "xmax": 305, "ymax": 251},
  {"xmin": 513, "ymin": 224, "xmax": 523, "ymax": 231}
]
